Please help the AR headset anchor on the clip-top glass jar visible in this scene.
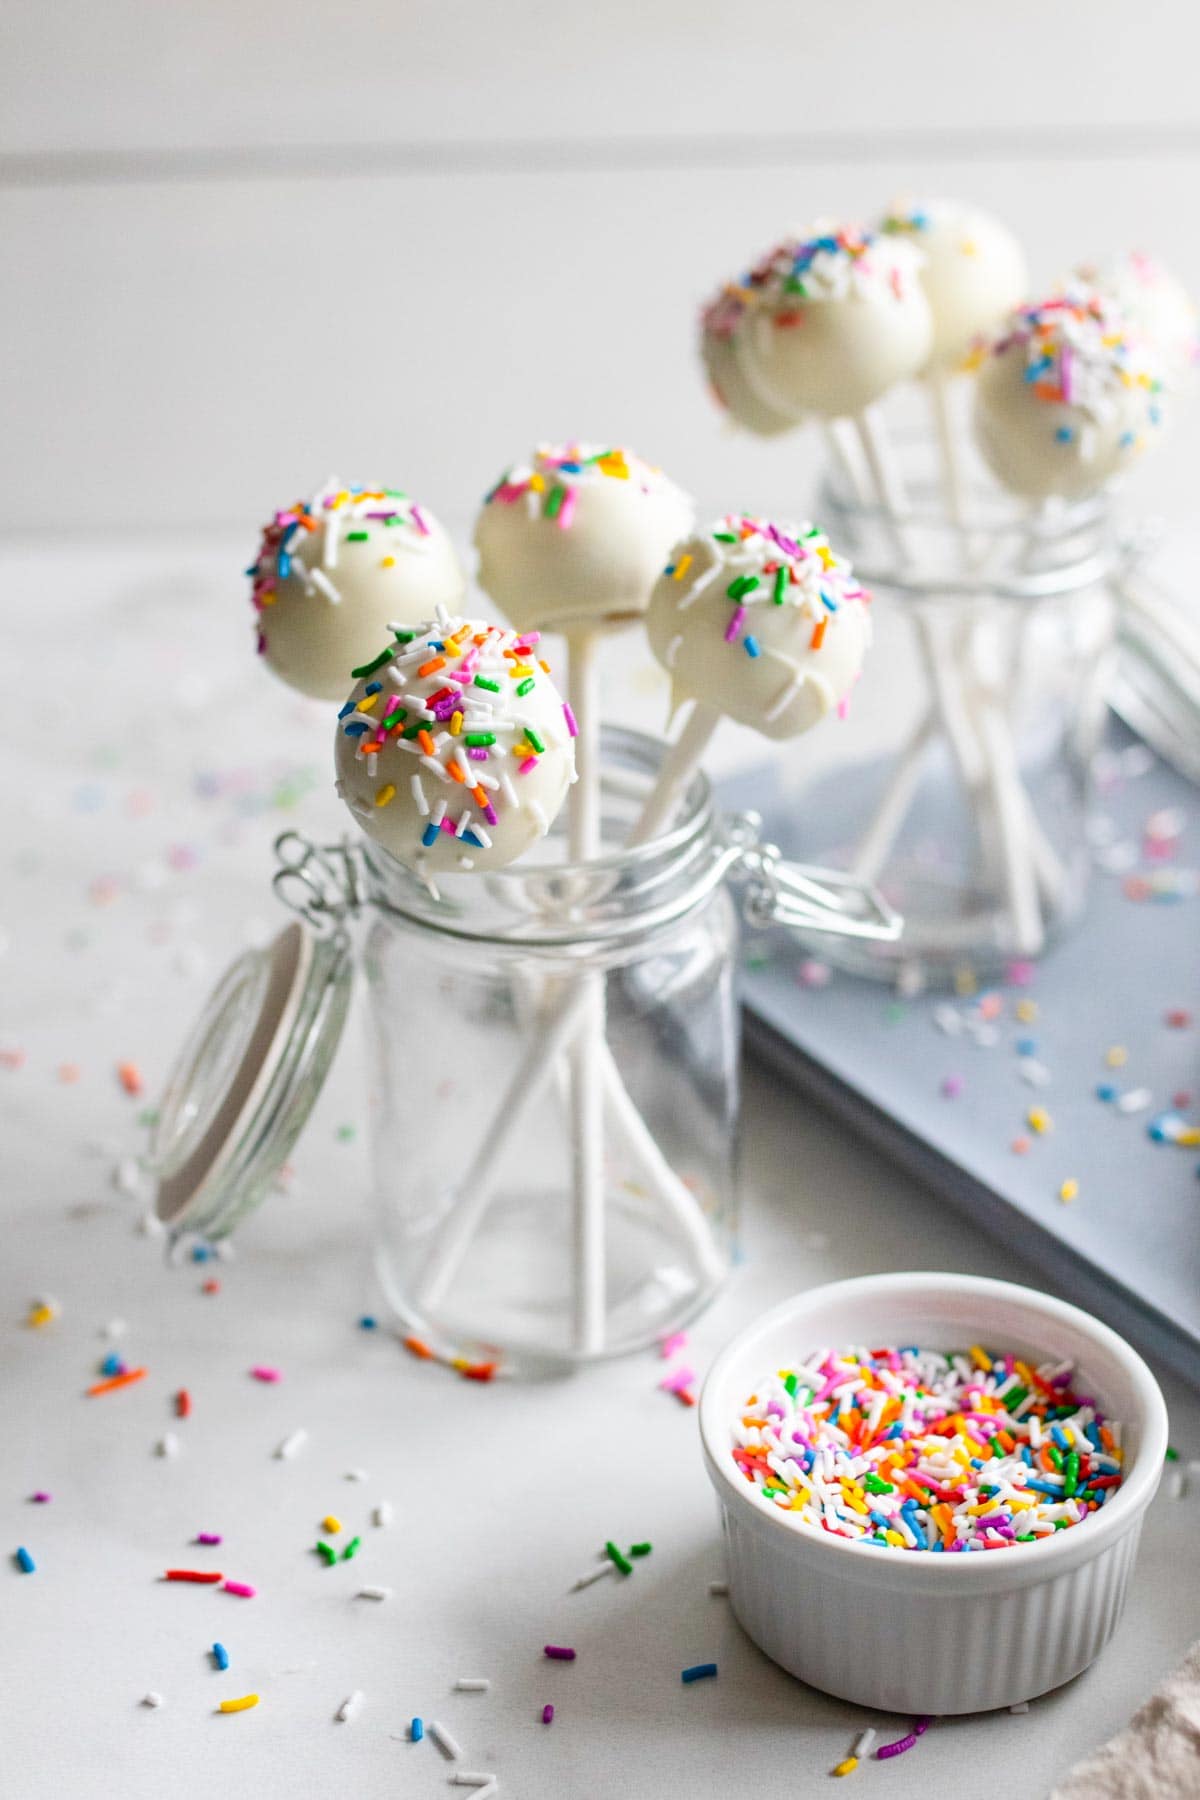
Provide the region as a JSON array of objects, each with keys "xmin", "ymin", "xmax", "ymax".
[
  {"xmin": 778, "ymin": 443, "xmax": 1118, "ymax": 985},
  {"xmin": 151, "ymin": 727, "xmax": 899, "ymax": 1374}
]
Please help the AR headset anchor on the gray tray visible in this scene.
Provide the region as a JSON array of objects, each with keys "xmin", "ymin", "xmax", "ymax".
[{"xmin": 721, "ymin": 730, "xmax": 1200, "ymax": 1387}]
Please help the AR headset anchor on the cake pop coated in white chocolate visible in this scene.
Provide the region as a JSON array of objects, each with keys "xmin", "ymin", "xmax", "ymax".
[
  {"xmin": 718, "ymin": 225, "xmax": 933, "ymax": 420},
  {"xmin": 880, "ymin": 198, "xmax": 1028, "ymax": 373},
  {"xmin": 646, "ymin": 516, "xmax": 872, "ymax": 741},
  {"xmin": 473, "ymin": 444, "xmax": 694, "ymax": 634},
  {"xmin": 973, "ymin": 292, "xmax": 1167, "ymax": 501},
  {"xmin": 700, "ymin": 278, "xmax": 801, "ymax": 437},
  {"xmin": 251, "ymin": 481, "xmax": 466, "ymax": 700},
  {"xmin": 1072, "ymin": 252, "xmax": 1199, "ymax": 388},
  {"xmin": 334, "ymin": 609, "xmax": 575, "ymax": 876}
]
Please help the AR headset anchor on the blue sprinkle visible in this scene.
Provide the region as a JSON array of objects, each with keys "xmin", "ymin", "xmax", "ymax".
[
  {"xmin": 1055, "ymin": 426, "xmax": 1074, "ymax": 444},
  {"xmin": 869, "ymin": 1510, "xmax": 891, "ymax": 1532},
  {"xmin": 343, "ymin": 720, "xmax": 370, "ymax": 737},
  {"xmin": 365, "ymin": 681, "xmax": 382, "ymax": 696},
  {"xmin": 461, "ymin": 831, "xmax": 484, "ymax": 848},
  {"xmin": 337, "ymin": 701, "xmax": 355, "ymax": 720},
  {"xmin": 1016, "ymin": 1037, "xmax": 1038, "ymax": 1056},
  {"xmin": 820, "ymin": 588, "xmax": 839, "ymax": 611},
  {"xmin": 411, "ymin": 1718, "xmax": 424, "ymax": 1742},
  {"xmin": 191, "ymin": 1244, "xmax": 211, "ymax": 1263},
  {"xmin": 743, "ymin": 636, "xmax": 761, "ymax": 659},
  {"xmin": 276, "ymin": 551, "xmax": 292, "ymax": 580},
  {"xmin": 1095, "ymin": 1083, "xmax": 1117, "ymax": 1102},
  {"xmin": 681, "ymin": 1663, "xmax": 718, "ymax": 1684},
  {"xmin": 969, "ymin": 1457, "xmax": 985, "ymax": 1469},
  {"xmin": 1051, "ymin": 1425, "xmax": 1070, "ymax": 1450},
  {"xmin": 100, "ymin": 1352, "xmax": 123, "ymax": 1378},
  {"xmin": 359, "ymin": 1316, "xmax": 378, "ymax": 1330},
  {"xmin": 212, "ymin": 1642, "xmax": 229, "ymax": 1671},
  {"xmin": 15, "ymin": 1547, "xmax": 35, "ymax": 1573},
  {"xmin": 1023, "ymin": 1478, "xmax": 1063, "ymax": 1497},
  {"xmin": 1020, "ymin": 1445, "xmax": 1033, "ymax": 1466},
  {"xmin": 1119, "ymin": 429, "xmax": 1136, "ymax": 448},
  {"xmin": 421, "ymin": 824, "xmax": 439, "ymax": 848}
]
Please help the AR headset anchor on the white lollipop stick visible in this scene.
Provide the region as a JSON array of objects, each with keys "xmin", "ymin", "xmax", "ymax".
[
  {"xmin": 627, "ymin": 703, "xmax": 721, "ymax": 847},
  {"xmin": 851, "ymin": 407, "xmax": 914, "ymax": 567},
  {"xmin": 974, "ymin": 697, "xmax": 1045, "ymax": 955},
  {"xmin": 563, "ymin": 626, "xmax": 607, "ymax": 1354},
  {"xmin": 927, "ymin": 370, "xmax": 969, "ymax": 531}
]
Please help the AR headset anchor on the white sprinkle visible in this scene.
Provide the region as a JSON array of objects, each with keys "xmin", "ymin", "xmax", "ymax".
[
  {"xmin": 412, "ymin": 775, "xmax": 429, "ymax": 816},
  {"xmin": 454, "ymin": 1678, "xmax": 490, "ymax": 1692},
  {"xmin": 1117, "ymin": 1088, "xmax": 1153, "ymax": 1114},
  {"xmin": 103, "ymin": 1318, "xmax": 128, "ymax": 1339},
  {"xmin": 665, "ymin": 633, "xmax": 684, "ymax": 668},
  {"xmin": 764, "ymin": 676, "xmax": 801, "ymax": 725},
  {"xmin": 142, "ymin": 1691, "xmax": 165, "ymax": 1709},
  {"xmin": 137, "ymin": 1211, "xmax": 165, "ymax": 1238},
  {"xmin": 707, "ymin": 1580, "xmax": 729, "ymax": 1597},
  {"xmin": 156, "ymin": 1433, "xmax": 180, "ymax": 1459},
  {"xmin": 1009, "ymin": 1702, "xmax": 1030, "ymax": 1715},
  {"xmin": 344, "ymin": 1468, "xmax": 369, "ymax": 1483},
  {"xmin": 1017, "ymin": 1058, "xmax": 1052, "ymax": 1087},
  {"xmin": 275, "ymin": 1429, "xmax": 308, "ymax": 1460},
  {"xmin": 934, "ymin": 1004, "xmax": 962, "ymax": 1036},
  {"xmin": 571, "ymin": 1561, "xmax": 615, "ymax": 1591},
  {"xmin": 310, "ymin": 567, "xmax": 340, "ymax": 605},
  {"xmin": 372, "ymin": 1502, "xmax": 394, "ymax": 1528},
  {"xmin": 336, "ymin": 1690, "xmax": 364, "ymax": 1722},
  {"xmin": 852, "ymin": 1728, "xmax": 877, "ymax": 1756},
  {"xmin": 452, "ymin": 1777, "xmax": 498, "ymax": 1791},
  {"xmin": 357, "ymin": 1585, "xmax": 392, "ymax": 1601},
  {"xmin": 429, "ymin": 1720, "xmax": 463, "ymax": 1760},
  {"xmin": 112, "ymin": 1157, "xmax": 143, "ymax": 1196},
  {"xmin": 323, "ymin": 513, "xmax": 340, "ymax": 571},
  {"xmin": 1167, "ymin": 1468, "xmax": 1188, "ymax": 1501}
]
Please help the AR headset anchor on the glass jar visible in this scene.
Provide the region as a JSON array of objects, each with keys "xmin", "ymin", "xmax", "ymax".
[
  {"xmin": 782, "ymin": 444, "xmax": 1119, "ymax": 985},
  {"xmin": 150, "ymin": 727, "xmax": 899, "ymax": 1374}
]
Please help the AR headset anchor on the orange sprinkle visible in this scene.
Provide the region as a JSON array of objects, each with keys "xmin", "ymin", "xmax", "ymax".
[
  {"xmin": 117, "ymin": 1061, "xmax": 143, "ymax": 1096},
  {"xmin": 417, "ymin": 656, "xmax": 446, "ymax": 678},
  {"xmin": 471, "ymin": 785, "xmax": 489, "ymax": 808},
  {"xmin": 810, "ymin": 618, "xmax": 828, "ymax": 651},
  {"xmin": 447, "ymin": 761, "xmax": 466, "ymax": 784},
  {"xmin": 87, "ymin": 1366, "xmax": 148, "ymax": 1397},
  {"xmin": 403, "ymin": 1335, "xmax": 435, "ymax": 1361},
  {"xmin": 417, "ymin": 730, "xmax": 435, "ymax": 757}
]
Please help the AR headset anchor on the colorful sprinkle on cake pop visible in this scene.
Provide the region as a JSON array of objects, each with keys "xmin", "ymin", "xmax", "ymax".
[
  {"xmin": 645, "ymin": 516, "xmax": 872, "ymax": 739},
  {"xmin": 973, "ymin": 293, "xmax": 1167, "ymax": 501},
  {"xmin": 334, "ymin": 606, "xmax": 575, "ymax": 875},
  {"xmin": 880, "ymin": 198, "xmax": 1028, "ymax": 373},
  {"xmin": 700, "ymin": 277, "xmax": 799, "ymax": 437},
  {"xmin": 250, "ymin": 479, "xmax": 465, "ymax": 700},
  {"xmin": 473, "ymin": 443, "xmax": 694, "ymax": 633},
  {"xmin": 733, "ymin": 1344, "xmax": 1124, "ymax": 1550},
  {"xmin": 708, "ymin": 225, "xmax": 932, "ymax": 420},
  {"xmin": 1072, "ymin": 252, "xmax": 1199, "ymax": 389}
]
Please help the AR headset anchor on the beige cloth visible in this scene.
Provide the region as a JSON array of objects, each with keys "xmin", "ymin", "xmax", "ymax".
[{"xmin": 1051, "ymin": 1641, "xmax": 1200, "ymax": 1799}]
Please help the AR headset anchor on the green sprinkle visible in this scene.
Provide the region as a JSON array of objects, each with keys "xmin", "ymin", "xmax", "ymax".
[
  {"xmin": 316, "ymin": 1541, "xmax": 336, "ymax": 1565},
  {"xmin": 726, "ymin": 574, "xmax": 760, "ymax": 601},
  {"xmin": 629, "ymin": 1543, "xmax": 652, "ymax": 1558},
  {"xmin": 604, "ymin": 1541, "xmax": 633, "ymax": 1575},
  {"xmin": 1016, "ymin": 1532, "xmax": 1036, "ymax": 1542},
  {"xmin": 1005, "ymin": 1385, "xmax": 1028, "ymax": 1411},
  {"xmin": 393, "ymin": 629, "xmax": 416, "ymax": 644},
  {"xmin": 544, "ymin": 485, "xmax": 565, "ymax": 520},
  {"xmin": 516, "ymin": 677, "xmax": 535, "ymax": 697},
  {"xmin": 783, "ymin": 1373, "xmax": 798, "ymax": 1398},
  {"xmin": 401, "ymin": 724, "xmax": 422, "ymax": 740},
  {"xmin": 473, "ymin": 676, "xmax": 500, "ymax": 692},
  {"xmin": 1063, "ymin": 1452, "xmax": 1080, "ymax": 1498},
  {"xmin": 1047, "ymin": 1445, "xmax": 1063, "ymax": 1471},
  {"xmin": 773, "ymin": 566, "xmax": 788, "ymax": 604},
  {"xmin": 1165, "ymin": 1447, "xmax": 1180, "ymax": 1462},
  {"xmin": 711, "ymin": 531, "xmax": 738, "ymax": 543},
  {"xmin": 346, "ymin": 530, "xmax": 369, "ymax": 543},
  {"xmin": 464, "ymin": 733, "xmax": 496, "ymax": 747},
  {"xmin": 863, "ymin": 1474, "xmax": 895, "ymax": 1495},
  {"xmin": 803, "ymin": 526, "xmax": 821, "ymax": 538},
  {"xmin": 989, "ymin": 1436, "xmax": 1006, "ymax": 1458},
  {"xmin": 350, "ymin": 645, "xmax": 396, "ymax": 679},
  {"xmin": 342, "ymin": 1536, "xmax": 362, "ymax": 1561},
  {"xmin": 524, "ymin": 729, "xmax": 545, "ymax": 754},
  {"xmin": 384, "ymin": 488, "xmax": 407, "ymax": 499}
]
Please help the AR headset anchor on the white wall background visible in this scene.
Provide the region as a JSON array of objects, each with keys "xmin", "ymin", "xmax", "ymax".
[{"xmin": 2, "ymin": 0, "xmax": 1199, "ymax": 541}]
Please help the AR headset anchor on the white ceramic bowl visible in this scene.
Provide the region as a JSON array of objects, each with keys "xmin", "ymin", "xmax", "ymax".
[{"xmin": 699, "ymin": 1273, "xmax": 1168, "ymax": 1715}]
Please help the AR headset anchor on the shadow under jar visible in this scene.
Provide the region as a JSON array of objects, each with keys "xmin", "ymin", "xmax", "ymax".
[{"xmin": 795, "ymin": 444, "xmax": 1119, "ymax": 984}]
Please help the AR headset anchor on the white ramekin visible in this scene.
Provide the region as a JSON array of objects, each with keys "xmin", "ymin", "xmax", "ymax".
[{"xmin": 699, "ymin": 1272, "xmax": 1168, "ymax": 1715}]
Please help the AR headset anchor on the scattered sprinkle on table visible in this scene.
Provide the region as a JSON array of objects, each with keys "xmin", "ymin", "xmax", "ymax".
[
  {"xmin": 455, "ymin": 1678, "xmax": 490, "ymax": 1692},
  {"xmin": 117, "ymin": 1061, "xmax": 144, "ymax": 1096},
  {"xmin": 142, "ymin": 1692, "xmax": 165, "ymax": 1709},
  {"xmin": 410, "ymin": 1717, "xmax": 424, "ymax": 1742},
  {"xmin": 357, "ymin": 1585, "xmax": 391, "ymax": 1601},
  {"xmin": 877, "ymin": 1717, "xmax": 931, "ymax": 1759},
  {"xmin": 166, "ymin": 1569, "xmax": 223, "ymax": 1584},
  {"xmin": 541, "ymin": 1703, "xmax": 555, "ymax": 1724},
  {"xmin": 156, "ymin": 1433, "xmax": 180, "ymax": 1458},
  {"xmin": 195, "ymin": 1533, "xmax": 222, "ymax": 1546},
  {"xmin": 175, "ymin": 1389, "xmax": 191, "ymax": 1418},
  {"xmin": 322, "ymin": 1515, "xmax": 342, "ymax": 1534},
  {"xmin": 30, "ymin": 1492, "xmax": 51, "ymax": 1504},
  {"xmin": 544, "ymin": 1645, "xmax": 576, "ymax": 1661},
  {"xmin": 212, "ymin": 1643, "xmax": 229, "ymax": 1671},
  {"xmin": 342, "ymin": 1536, "xmax": 361, "ymax": 1561},
  {"xmin": 681, "ymin": 1663, "xmax": 718, "ymax": 1684},
  {"xmin": 251, "ymin": 1366, "xmax": 282, "ymax": 1382},
  {"xmin": 274, "ymin": 1429, "xmax": 307, "ymax": 1459},
  {"xmin": 15, "ymin": 1546, "xmax": 36, "ymax": 1573},
  {"xmin": 732, "ymin": 1345, "xmax": 1123, "ymax": 1548},
  {"xmin": 604, "ymin": 1541, "xmax": 633, "ymax": 1575},
  {"xmin": 336, "ymin": 1691, "xmax": 364, "ymax": 1723},
  {"xmin": 372, "ymin": 1502, "xmax": 393, "ymax": 1528},
  {"xmin": 218, "ymin": 1694, "xmax": 259, "ymax": 1714},
  {"xmin": 223, "ymin": 1580, "xmax": 256, "ymax": 1598},
  {"xmin": 88, "ymin": 1366, "xmax": 147, "ymax": 1397},
  {"xmin": 429, "ymin": 1720, "xmax": 463, "ymax": 1760}
]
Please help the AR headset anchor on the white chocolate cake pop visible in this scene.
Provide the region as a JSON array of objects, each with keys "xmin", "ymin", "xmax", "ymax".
[
  {"xmin": 973, "ymin": 292, "xmax": 1167, "ymax": 501},
  {"xmin": 250, "ymin": 480, "xmax": 465, "ymax": 701},
  {"xmin": 717, "ymin": 225, "xmax": 933, "ymax": 420},
  {"xmin": 473, "ymin": 444, "xmax": 694, "ymax": 634},
  {"xmin": 334, "ymin": 608, "xmax": 575, "ymax": 875},
  {"xmin": 699, "ymin": 277, "xmax": 799, "ymax": 437},
  {"xmin": 1072, "ymin": 252, "xmax": 1199, "ymax": 388},
  {"xmin": 645, "ymin": 515, "xmax": 872, "ymax": 740},
  {"xmin": 880, "ymin": 198, "xmax": 1028, "ymax": 372}
]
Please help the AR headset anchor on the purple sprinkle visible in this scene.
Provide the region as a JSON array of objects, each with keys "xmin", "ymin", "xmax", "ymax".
[
  {"xmin": 542, "ymin": 1704, "xmax": 555, "ymax": 1725},
  {"xmin": 941, "ymin": 1074, "xmax": 965, "ymax": 1099},
  {"xmin": 30, "ymin": 1492, "xmax": 52, "ymax": 1504},
  {"xmin": 724, "ymin": 605, "xmax": 746, "ymax": 644},
  {"xmin": 410, "ymin": 503, "xmax": 430, "ymax": 537},
  {"xmin": 543, "ymin": 1645, "xmax": 576, "ymax": 1661},
  {"xmin": 483, "ymin": 804, "xmax": 499, "ymax": 826},
  {"xmin": 877, "ymin": 1732, "xmax": 918, "ymax": 1760},
  {"xmin": 468, "ymin": 748, "xmax": 489, "ymax": 762},
  {"xmin": 196, "ymin": 1533, "xmax": 223, "ymax": 1546},
  {"xmin": 562, "ymin": 703, "xmax": 579, "ymax": 739}
]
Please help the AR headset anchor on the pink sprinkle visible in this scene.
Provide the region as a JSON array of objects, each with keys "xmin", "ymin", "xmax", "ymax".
[
  {"xmin": 660, "ymin": 1330, "xmax": 688, "ymax": 1359},
  {"xmin": 724, "ymin": 606, "xmax": 746, "ymax": 644},
  {"xmin": 250, "ymin": 1367, "xmax": 282, "ymax": 1383},
  {"xmin": 1005, "ymin": 959, "xmax": 1036, "ymax": 987},
  {"xmin": 516, "ymin": 633, "xmax": 541, "ymax": 648},
  {"xmin": 544, "ymin": 1645, "xmax": 575, "ymax": 1661},
  {"xmin": 518, "ymin": 756, "xmax": 538, "ymax": 775},
  {"xmin": 661, "ymin": 1365, "xmax": 696, "ymax": 1393},
  {"xmin": 410, "ymin": 503, "xmax": 431, "ymax": 537},
  {"xmin": 30, "ymin": 1492, "xmax": 52, "ymax": 1504},
  {"xmin": 941, "ymin": 1075, "xmax": 964, "ymax": 1099},
  {"xmin": 797, "ymin": 960, "xmax": 831, "ymax": 989},
  {"xmin": 557, "ymin": 487, "xmax": 579, "ymax": 530},
  {"xmin": 562, "ymin": 703, "xmax": 579, "ymax": 739},
  {"xmin": 542, "ymin": 1704, "xmax": 555, "ymax": 1724},
  {"xmin": 223, "ymin": 1581, "xmax": 256, "ymax": 1598},
  {"xmin": 196, "ymin": 1533, "xmax": 222, "ymax": 1545}
]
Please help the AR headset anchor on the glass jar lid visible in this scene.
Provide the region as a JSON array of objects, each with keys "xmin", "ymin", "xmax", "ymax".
[{"xmin": 151, "ymin": 920, "xmax": 352, "ymax": 1240}]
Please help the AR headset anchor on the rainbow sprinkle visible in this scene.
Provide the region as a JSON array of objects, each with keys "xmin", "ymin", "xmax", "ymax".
[
  {"xmin": 701, "ymin": 224, "xmax": 923, "ymax": 348},
  {"xmin": 732, "ymin": 1344, "xmax": 1124, "ymax": 1550},
  {"xmin": 481, "ymin": 442, "xmax": 687, "ymax": 527},
  {"xmin": 248, "ymin": 480, "xmax": 438, "ymax": 637}
]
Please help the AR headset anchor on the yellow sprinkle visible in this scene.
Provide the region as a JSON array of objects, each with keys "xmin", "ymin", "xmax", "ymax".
[
  {"xmin": 672, "ymin": 553, "xmax": 693, "ymax": 582},
  {"xmin": 1105, "ymin": 1045, "xmax": 1128, "ymax": 1068},
  {"xmin": 1175, "ymin": 1128, "xmax": 1200, "ymax": 1147},
  {"xmin": 322, "ymin": 1515, "xmax": 342, "ymax": 1534},
  {"xmin": 538, "ymin": 658, "xmax": 551, "ymax": 674},
  {"xmin": 969, "ymin": 1345, "xmax": 992, "ymax": 1372},
  {"xmin": 356, "ymin": 694, "xmax": 379, "ymax": 714},
  {"xmin": 1027, "ymin": 1107, "xmax": 1052, "ymax": 1135},
  {"xmin": 959, "ymin": 237, "xmax": 979, "ymax": 257},
  {"xmin": 512, "ymin": 742, "xmax": 534, "ymax": 760},
  {"xmin": 374, "ymin": 785, "xmax": 396, "ymax": 809},
  {"xmin": 260, "ymin": 590, "xmax": 278, "ymax": 605},
  {"xmin": 381, "ymin": 555, "xmax": 396, "ymax": 569},
  {"xmin": 883, "ymin": 1530, "xmax": 906, "ymax": 1548},
  {"xmin": 27, "ymin": 1303, "xmax": 54, "ymax": 1328},
  {"xmin": 509, "ymin": 663, "xmax": 534, "ymax": 679},
  {"xmin": 954, "ymin": 965, "xmax": 977, "ymax": 996},
  {"xmin": 449, "ymin": 711, "xmax": 463, "ymax": 736},
  {"xmin": 816, "ymin": 545, "xmax": 836, "ymax": 569},
  {"xmin": 1015, "ymin": 999, "xmax": 1038, "ymax": 1023},
  {"xmin": 833, "ymin": 1757, "xmax": 859, "ymax": 1777},
  {"xmin": 1059, "ymin": 1178, "xmax": 1079, "ymax": 1203},
  {"xmin": 528, "ymin": 473, "xmax": 546, "ymax": 493},
  {"xmin": 218, "ymin": 1695, "xmax": 260, "ymax": 1714}
]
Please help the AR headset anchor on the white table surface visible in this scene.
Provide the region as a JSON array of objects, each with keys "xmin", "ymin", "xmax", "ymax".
[{"xmin": 2, "ymin": 539, "xmax": 1198, "ymax": 1799}]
